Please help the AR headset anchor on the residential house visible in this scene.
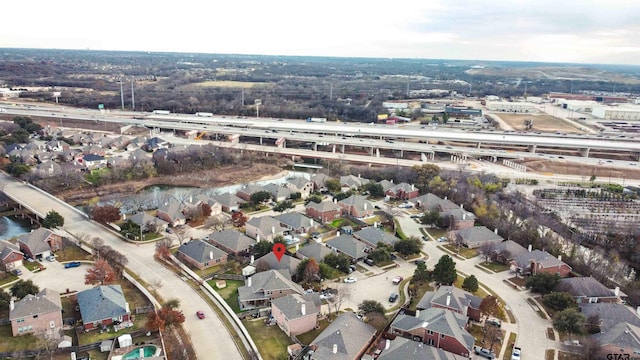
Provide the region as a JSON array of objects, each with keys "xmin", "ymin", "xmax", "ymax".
[
  {"xmin": 337, "ymin": 195, "xmax": 375, "ymax": 218},
  {"xmin": 453, "ymin": 226, "xmax": 503, "ymax": 249},
  {"xmin": 263, "ymin": 183, "xmax": 292, "ymax": 202},
  {"xmin": 306, "ymin": 201, "xmax": 342, "ymax": 223},
  {"xmin": 271, "ymin": 293, "xmax": 321, "ymax": 336},
  {"xmin": 18, "ymin": 228, "xmax": 62, "ymax": 260},
  {"xmin": 555, "ymin": 277, "xmax": 625, "ymax": 304},
  {"xmin": 0, "ymin": 240, "xmax": 23, "ymax": 272},
  {"xmin": 254, "ymin": 252, "xmax": 300, "ymax": 278},
  {"xmin": 142, "ymin": 137, "xmax": 169, "ymax": 152},
  {"xmin": 126, "ymin": 212, "xmax": 168, "ymax": 233},
  {"xmin": 107, "ymin": 156, "xmax": 133, "ymax": 170},
  {"xmin": 156, "ymin": 201, "xmax": 187, "ymax": 227},
  {"xmin": 106, "ymin": 136, "xmax": 131, "ymax": 150},
  {"xmin": 378, "ymin": 337, "xmax": 468, "ymax": 360},
  {"xmin": 285, "ymin": 177, "xmax": 314, "ymax": 199},
  {"xmin": 245, "ymin": 216, "xmax": 286, "ymax": 242},
  {"xmin": 129, "ymin": 148, "xmax": 154, "ymax": 167},
  {"xmin": 274, "ymin": 212, "xmax": 315, "ymax": 234},
  {"xmin": 176, "ymin": 240, "xmax": 227, "ymax": 270},
  {"xmin": 33, "ymin": 160, "xmax": 63, "ymax": 178},
  {"xmin": 385, "ymin": 183, "xmax": 419, "ymax": 200},
  {"xmin": 82, "ymin": 145, "xmax": 106, "ymax": 156},
  {"xmin": 439, "ymin": 207, "xmax": 475, "ymax": 231},
  {"xmin": 192, "ymin": 194, "xmax": 223, "ymax": 216},
  {"xmin": 237, "ymin": 270, "xmax": 304, "ymax": 310},
  {"xmin": 510, "ymin": 249, "xmax": 572, "ymax": 277},
  {"xmin": 310, "ymin": 173, "xmax": 330, "ymax": 192},
  {"xmin": 236, "ymin": 185, "xmax": 268, "ymax": 202},
  {"xmin": 296, "ymin": 242, "xmax": 333, "ymax": 263},
  {"xmin": 339, "ymin": 174, "xmax": 369, "ymax": 190},
  {"xmin": 489, "ymin": 240, "xmax": 528, "ymax": 264},
  {"xmin": 580, "ymin": 303, "xmax": 640, "ymax": 335},
  {"xmin": 353, "ymin": 227, "xmax": 399, "ymax": 248},
  {"xmin": 378, "ymin": 179, "xmax": 395, "ymax": 192},
  {"xmin": 35, "ymin": 151, "xmax": 55, "ymax": 164},
  {"xmin": 9, "ymin": 147, "xmax": 37, "ymax": 165},
  {"xmin": 309, "ymin": 312, "xmax": 377, "ymax": 360},
  {"xmin": 207, "ymin": 229, "xmax": 256, "ymax": 256},
  {"xmin": 415, "ymin": 194, "xmax": 459, "ymax": 213},
  {"xmin": 45, "ymin": 140, "xmax": 70, "ymax": 152},
  {"xmin": 212, "ymin": 192, "xmax": 245, "ymax": 212},
  {"xmin": 9, "ymin": 288, "xmax": 62, "ymax": 338},
  {"xmin": 81, "ymin": 154, "xmax": 107, "ymax": 170},
  {"xmin": 326, "ymin": 234, "xmax": 369, "ymax": 261},
  {"xmin": 416, "ymin": 286, "xmax": 482, "ymax": 322},
  {"xmin": 390, "ymin": 308, "xmax": 474, "ymax": 358},
  {"xmin": 77, "ymin": 285, "xmax": 131, "ymax": 331}
]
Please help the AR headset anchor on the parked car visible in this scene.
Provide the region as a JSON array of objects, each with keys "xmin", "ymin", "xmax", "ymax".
[
  {"xmin": 414, "ymin": 259, "xmax": 426, "ymax": 266},
  {"xmin": 364, "ymin": 258, "xmax": 375, "ymax": 266},
  {"xmin": 46, "ymin": 255, "xmax": 56, "ymax": 262},
  {"xmin": 388, "ymin": 293, "xmax": 399, "ymax": 302},
  {"xmin": 12, "ymin": 269, "xmax": 22, "ymax": 276},
  {"xmin": 511, "ymin": 346, "xmax": 521, "ymax": 360},
  {"xmin": 319, "ymin": 293, "xmax": 333, "ymax": 300},
  {"xmin": 486, "ymin": 318, "xmax": 502, "ymax": 328},
  {"xmin": 475, "ymin": 347, "xmax": 495, "ymax": 359},
  {"xmin": 343, "ymin": 277, "xmax": 357, "ymax": 283},
  {"xmin": 392, "ymin": 276, "xmax": 403, "ymax": 285},
  {"xmin": 196, "ymin": 311, "xmax": 205, "ymax": 319},
  {"xmin": 349, "ymin": 265, "xmax": 357, "ymax": 273},
  {"xmin": 437, "ymin": 237, "xmax": 448, "ymax": 242},
  {"xmin": 64, "ymin": 261, "xmax": 81, "ymax": 269},
  {"xmin": 389, "ymin": 253, "xmax": 397, "ymax": 260},
  {"xmin": 421, "ymin": 236, "xmax": 429, "ymax": 241}
]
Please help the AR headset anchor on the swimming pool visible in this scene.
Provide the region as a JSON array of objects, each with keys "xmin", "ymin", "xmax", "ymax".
[{"xmin": 122, "ymin": 345, "xmax": 158, "ymax": 359}]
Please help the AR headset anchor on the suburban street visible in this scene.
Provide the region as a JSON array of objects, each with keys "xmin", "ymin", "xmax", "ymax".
[{"xmin": 0, "ymin": 172, "xmax": 243, "ymax": 360}]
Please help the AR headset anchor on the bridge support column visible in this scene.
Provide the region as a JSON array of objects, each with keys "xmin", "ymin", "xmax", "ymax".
[
  {"xmin": 341, "ymin": 144, "xmax": 345, "ymax": 153},
  {"xmin": 376, "ymin": 148, "xmax": 380, "ymax": 157},
  {"xmin": 635, "ymin": 153, "xmax": 640, "ymax": 161},
  {"xmin": 313, "ymin": 143, "xmax": 318, "ymax": 151},
  {"xmin": 400, "ymin": 150, "xmax": 404, "ymax": 157},
  {"xmin": 332, "ymin": 145, "xmax": 336, "ymax": 153},
  {"xmin": 528, "ymin": 144, "xmax": 537, "ymax": 153},
  {"xmin": 477, "ymin": 142, "xmax": 482, "ymax": 148},
  {"xmin": 259, "ymin": 137, "xmax": 263, "ymax": 145},
  {"xmin": 369, "ymin": 147, "xmax": 374, "ymax": 156},
  {"xmin": 579, "ymin": 148, "xmax": 590, "ymax": 157}
]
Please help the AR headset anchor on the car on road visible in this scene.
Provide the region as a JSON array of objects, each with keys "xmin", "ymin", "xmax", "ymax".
[
  {"xmin": 486, "ymin": 318, "xmax": 501, "ymax": 328},
  {"xmin": 64, "ymin": 261, "xmax": 81, "ymax": 269},
  {"xmin": 392, "ymin": 276, "xmax": 403, "ymax": 285},
  {"xmin": 475, "ymin": 347, "xmax": 495, "ymax": 359},
  {"xmin": 343, "ymin": 277, "xmax": 357, "ymax": 283},
  {"xmin": 12, "ymin": 269, "xmax": 22, "ymax": 276},
  {"xmin": 388, "ymin": 292, "xmax": 399, "ymax": 302},
  {"xmin": 511, "ymin": 346, "xmax": 521, "ymax": 360},
  {"xmin": 196, "ymin": 311, "xmax": 205, "ymax": 319}
]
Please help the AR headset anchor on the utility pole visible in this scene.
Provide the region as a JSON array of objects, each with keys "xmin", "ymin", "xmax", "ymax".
[
  {"xmin": 241, "ymin": 88, "xmax": 245, "ymax": 106},
  {"xmin": 119, "ymin": 80, "xmax": 125, "ymax": 110},
  {"xmin": 329, "ymin": 84, "xmax": 333, "ymax": 101},
  {"xmin": 131, "ymin": 77, "xmax": 135, "ymax": 111}
]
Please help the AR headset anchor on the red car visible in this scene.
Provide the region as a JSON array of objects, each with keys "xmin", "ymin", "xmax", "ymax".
[
  {"xmin": 392, "ymin": 276, "xmax": 403, "ymax": 285},
  {"xmin": 196, "ymin": 311, "xmax": 205, "ymax": 319}
]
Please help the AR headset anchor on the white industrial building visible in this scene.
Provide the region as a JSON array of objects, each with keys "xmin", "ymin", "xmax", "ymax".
[
  {"xmin": 486, "ymin": 101, "xmax": 536, "ymax": 113},
  {"xmin": 556, "ymin": 100, "xmax": 599, "ymax": 113},
  {"xmin": 382, "ymin": 102, "xmax": 409, "ymax": 110},
  {"xmin": 592, "ymin": 106, "xmax": 640, "ymax": 121}
]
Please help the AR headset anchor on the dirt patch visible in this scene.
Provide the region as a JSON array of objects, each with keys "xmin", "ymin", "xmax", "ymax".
[
  {"xmin": 522, "ymin": 159, "xmax": 640, "ymax": 179},
  {"xmin": 58, "ymin": 163, "xmax": 286, "ymax": 205},
  {"xmin": 496, "ymin": 113, "xmax": 583, "ymax": 133}
]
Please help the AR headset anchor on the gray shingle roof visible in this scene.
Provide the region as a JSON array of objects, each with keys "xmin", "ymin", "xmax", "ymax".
[
  {"xmin": 338, "ymin": 195, "xmax": 374, "ymax": 214},
  {"xmin": 263, "ymin": 183, "xmax": 292, "ymax": 199},
  {"xmin": 9, "ymin": 288, "xmax": 61, "ymax": 320},
  {"xmin": 310, "ymin": 173, "xmax": 330, "ymax": 188},
  {"xmin": 306, "ymin": 201, "xmax": 341, "ymax": 212},
  {"xmin": 416, "ymin": 286, "xmax": 481, "ymax": 312},
  {"xmin": 297, "ymin": 242, "xmax": 333, "ymax": 262},
  {"xmin": 274, "ymin": 212, "xmax": 314, "ymax": 230},
  {"xmin": 339, "ymin": 175, "xmax": 368, "ymax": 189},
  {"xmin": 246, "ymin": 216, "xmax": 286, "ymax": 237},
  {"xmin": 512, "ymin": 250, "xmax": 567, "ymax": 270},
  {"xmin": 556, "ymin": 277, "xmax": 616, "ymax": 298},
  {"xmin": 378, "ymin": 337, "xmax": 467, "ymax": 360},
  {"xmin": 271, "ymin": 294, "xmax": 318, "ymax": 321},
  {"xmin": 580, "ymin": 303, "xmax": 640, "ymax": 332},
  {"xmin": 594, "ymin": 322, "xmax": 640, "ymax": 350},
  {"xmin": 127, "ymin": 212, "xmax": 167, "ymax": 229},
  {"xmin": 157, "ymin": 201, "xmax": 185, "ymax": 221},
  {"xmin": 237, "ymin": 270, "xmax": 304, "ymax": 303},
  {"xmin": 208, "ymin": 230, "xmax": 255, "ymax": 253},
  {"xmin": 212, "ymin": 192, "xmax": 244, "ymax": 208},
  {"xmin": 254, "ymin": 252, "xmax": 300, "ymax": 277},
  {"xmin": 391, "ymin": 308, "xmax": 474, "ymax": 352},
  {"xmin": 310, "ymin": 312, "xmax": 377, "ymax": 360},
  {"xmin": 455, "ymin": 226, "xmax": 503, "ymax": 245},
  {"xmin": 77, "ymin": 285, "xmax": 128, "ymax": 324},
  {"xmin": 491, "ymin": 240, "xmax": 527, "ymax": 259},
  {"xmin": 353, "ymin": 227, "xmax": 399, "ymax": 247},
  {"xmin": 178, "ymin": 240, "xmax": 226, "ymax": 264},
  {"xmin": 326, "ymin": 235, "xmax": 368, "ymax": 259},
  {"xmin": 0, "ymin": 240, "xmax": 21, "ymax": 261},
  {"xmin": 18, "ymin": 228, "xmax": 55, "ymax": 255}
]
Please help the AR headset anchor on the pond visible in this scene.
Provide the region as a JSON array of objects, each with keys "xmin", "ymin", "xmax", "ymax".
[{"xmin": 0, "ymin": 216, "xmax": 34, "ymax": 241}]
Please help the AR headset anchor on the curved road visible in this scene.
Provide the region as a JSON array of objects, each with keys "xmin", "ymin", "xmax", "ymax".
[{"xmin": 0, "ymin": 173, "xmax": 242, "ymax": 360}]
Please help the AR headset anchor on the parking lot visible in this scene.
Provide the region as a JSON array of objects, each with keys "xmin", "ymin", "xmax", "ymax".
[{"xmin": 20, "ymin": 259, "xmax": 94, "ymax": 294}]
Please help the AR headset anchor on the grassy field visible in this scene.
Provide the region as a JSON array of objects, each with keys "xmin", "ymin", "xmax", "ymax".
[
  {"xmin": 0, "ymin": 324, "xmax": 39, "ymax": 352},
  {"xmin": 191, "ymin": 80, "xmax": 274, "ymax": 88},
  {"xmin": 243, "ymin": 318, "xmax": 292, "ymax": 360},
  {"xmin": 479, "ymin": 261, "xmax": 511, "ymax": 273},
  {"xmin": 442, "ymin": 244, "xmax": 478, "ymax": 259},
  {"xmin": 209, "ymin": 279, "xmax": 244, "ymax": 313},
  {"xmin": 497, "ymin": 113, "xmax": 584, "ymax": 133},
  {"xmin": 55, "ymin": 245, "xmax": 92, "ymax": 262}
]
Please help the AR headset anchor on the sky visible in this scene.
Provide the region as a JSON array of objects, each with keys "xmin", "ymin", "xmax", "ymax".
[{"xmin": 2, "ymin": 0, "xmax": 640, "ymax": 65}]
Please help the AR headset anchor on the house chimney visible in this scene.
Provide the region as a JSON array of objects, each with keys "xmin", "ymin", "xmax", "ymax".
[
  {"xmin": 615, "ymin": 287, "xmax": 620, "ymax": 296},
  {"xmin": 295, "ymin": 244, "xmax": 299, "ymax": 251},
  {"xmin": 444, "ymin": 196, "xmax": 447, "ymax": 200},
  {"xmin": 271, "ymin": 226, "xmax": 275, "ymax": 234},
  {"xmin": 528, "ymin": 244, "xmax": 532, "ymax": 252},
  {"xmin": 385, "ymin": 339, "xmax": 390, "ymax": 350},
  {"xmin": 415, "ymin": 309, "xmax": 420, "ymax": 317},
  {"xmin": 462, "ymin": 213, "xmax": 466, "ymax": 220},
  {"xmin": 391, "ymin": 179, "xmax": 393, "ymax": 183},
  {"xmin": 247, "ymin": 277, "xmax": 252, "ymax": 287},
  {"xmin": 301, "ymin": 304, "xmax": 306, "ymax": 316},
  {"xmin": 494, "ymin": 228, "xmax": 498, "ymax": 234},
  {"xmin": 364, "ymin": 203, "xmax": 368, "ymax": 211},
  {"xmin": 10, "ymin": 300, "xmax": 14, "ymax": 311},
  {"xmin": 336, "ymin": 231, "xmax": 340, "ymax": 237},
  {"xmin": 209, "ymin": 251, "xmax": 214, "ymax": 260},
  {"xmin": 256, "ymin": 234, "xmax": 260, "ymax": 242},
  {"xmin": 374, "ymin": 222, "xmax": 378, "ymax": 228},
  {"xmin": 332, "ymin": 344, "xmax": 338, "ymax": 354},
  {"xmin": 190, "ymin": 196, "xmax": 193, "ymax": 203},
  {"xmin": 411, "ymin": 184, "xmax": 415, "ymax": 191},
  {"xmin": 421, "ymin": 321, "xmax": 428, "ymax": 328},
  {"xmin": 310, "ymin": 219, "xmax": 314, "ymax": 227},
  {"xmin": 250, "ymin": 255, "xmax": 255, "ymax": 264},
  {"xmin": 558, "ymin": 255, "xmax": 562, "ymax": 262},
  {"xmin": 333, "ymin": 198, "xmax": 337, "ymax": 203},
  {"xmin": 446, "ymin": 294, "xmax": 451, "ymax": 306},
  {"xmin": 460, "ymin": 203, "xmax": 463, "ymax": 209}
]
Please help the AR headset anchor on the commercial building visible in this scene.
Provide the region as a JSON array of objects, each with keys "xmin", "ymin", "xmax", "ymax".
[
  {"xmin": 592, "ymin": 106, "xmax": 640, "ymax": 121},
  {"xmin": 486, "ymin": 101, "xmax": 536, "ymax": 113}
]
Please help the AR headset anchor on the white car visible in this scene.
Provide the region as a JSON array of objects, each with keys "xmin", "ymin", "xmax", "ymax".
[
  {"xmin": 511, "ymin": 347, "xmax": 521, "ymax": 360},
  {"xmin": 343, "ymin": 277, "xmax": 357, "ymax": 283}
]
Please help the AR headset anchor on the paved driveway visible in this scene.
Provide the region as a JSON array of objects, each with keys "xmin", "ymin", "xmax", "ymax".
[{"xmin": 23, "ymin": 259, "xmax": 94, "ymax": 294}]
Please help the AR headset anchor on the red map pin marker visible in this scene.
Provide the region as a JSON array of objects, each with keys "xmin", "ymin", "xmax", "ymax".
[{"xmin": 272, "ymin": 243, "xmax": 286, "ymax": 262}]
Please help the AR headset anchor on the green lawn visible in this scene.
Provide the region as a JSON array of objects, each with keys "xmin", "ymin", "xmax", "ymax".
[
  {"xmin": 479, "ymin": 261, "xmax": 511, "ymax": 273},
  {"xmin": 209, "ymin": 279, "xmax": 244, "ymax": 313},
  {"xmin": 407, "ymin": 281, "xmax": 434, "ymax": 311},
  {"xmin": 502, "ymin": 333, "xmax": 518, "ymax": 360},
  {"xmin": 243, "ymin": 318, "xmax": 292, "ymax": 360},
  {"xmin": 443, "ymin": 244, "xmax": 478, "ymax": 259},
  {"xmin": 425, "ymin": 228, "xmax": 448, "ymax": 239},
  {"xmin": 54, "ymin": 245, "xmax": 92, "ymax": 262},
  {"xmin": 0, "ymin": 271, "xmax": 18, "ymax": 286},
  {"xmin": 0, "ymin": 324, "xmax": 40, "ymax": 352},
  {"xmin": 23, "ymin": 260, "xmax": 43, "ymax": 272},
  {"xmin": 330, "ymin": 219, "xmax": 347, "ymax": 228},
  {"xmin": 297, "ymin": 318, "xmax": 331, "ymax": 345}
]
